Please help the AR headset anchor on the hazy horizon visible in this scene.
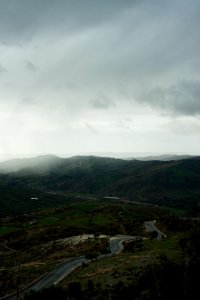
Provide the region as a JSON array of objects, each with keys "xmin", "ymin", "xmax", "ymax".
[
  {"xmin": 0, "ymin": 0, "xmax": 200, "ymax": 156},
  {"xmin": 0, "ymin": 151, "xmax": 198, "ymax": 163}
]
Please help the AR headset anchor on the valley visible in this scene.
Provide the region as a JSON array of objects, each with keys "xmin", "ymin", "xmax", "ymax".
[
  {"xmin": 0, "ymin": 155, "xmax": 200, "ymax": 299},
  {"xmin": 0, "ymin": 155, "xmax": 200, "ymax": 218}
]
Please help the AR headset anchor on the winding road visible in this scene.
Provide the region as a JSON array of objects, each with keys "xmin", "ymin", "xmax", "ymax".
[
  {"xmin": 2, "ymin": 222, "xmax": 166, "ymax": 299},
  {"xmin": 30, "ymin": 235, "xmax": 138, "ymax": 292},
  {"xmin": 31, "ymin": 256, "xmax": 88, "ymax": 292},
  {"xmin": 144, "ymin": 221, "xmax": 167, "ymax": 239},
  {"xmin": 109, "ymin": 235, "xmax": 139, "ymax": 254}
]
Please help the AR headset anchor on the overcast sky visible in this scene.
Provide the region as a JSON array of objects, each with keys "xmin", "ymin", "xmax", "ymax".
[{"xmin": 0, "ymin": 0, "xmax": 200, "ymax": 159}]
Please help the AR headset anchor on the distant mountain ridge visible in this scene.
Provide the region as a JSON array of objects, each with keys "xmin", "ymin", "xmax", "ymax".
[
  {"xmin": 0, "ymin": 154, "xmax": 200, "ymax": 217},
  {"xmin": 0, "ymin": 154, "xmax": 197, "ymax": 173},
  {"xmin": 0, "ymin": 154, "xmax": 63, "ymax": 174},
  {"xmin": 126, "ymin": 154, "xmax": 196, "ymax": 161}
]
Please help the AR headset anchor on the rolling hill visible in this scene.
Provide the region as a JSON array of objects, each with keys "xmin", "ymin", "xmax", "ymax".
[{"xmin": 0, "ymin": 155, "xmax": 200, "ymax": 216}]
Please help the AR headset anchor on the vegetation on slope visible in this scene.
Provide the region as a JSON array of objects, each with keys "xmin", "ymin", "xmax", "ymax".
[
  {"xmin": 0, "ymin": 199, "xmax": 174, "ymax": 296},
  {"xmin": 0, "ymin": 155, "xmax": 200, "ymax": 216},
  {"xmin": 23, "ymin": 220, "xmax": 200, "ymax": 300}
]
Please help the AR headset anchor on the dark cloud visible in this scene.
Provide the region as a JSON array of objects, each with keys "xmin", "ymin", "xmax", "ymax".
[
  {"xmin": 0, "ymin": 0, "xmax": 200, "ymax": 155},
  {"xmin": 0, "ymin": 0, "xmax": 137, "ymax": 45},
  {"xmin": 139, "ymin": 81, "xmax": 200, "ymax": 115}
]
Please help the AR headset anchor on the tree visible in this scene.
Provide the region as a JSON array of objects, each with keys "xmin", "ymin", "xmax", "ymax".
[
  {"xmin": 85, "ymin": 252, "xmax": 99, "ymax": 260},
  {"xmin": 67, "ymin": 281, "xmax": 83, "ymax": 299},
  {"xmin": 149, "ymin": 230, "xmax": 158, "ymax": 239},
  {"xmin": 24, "ymin": 286, "xmax": 67, "ymax": 300}
]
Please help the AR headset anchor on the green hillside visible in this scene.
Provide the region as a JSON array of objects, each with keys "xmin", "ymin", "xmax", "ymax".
[
  {"xmin": 0, "ymin": 155, "xmax": 200, "ymax": 216},
  {"xmin": 0, "ymin": 184, "xmax": 70, "ymax": 217}
]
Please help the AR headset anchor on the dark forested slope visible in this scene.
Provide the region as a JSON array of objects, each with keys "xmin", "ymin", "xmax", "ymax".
[{"xmin": 0, "ymin": 155, "xmax": 200, "ymax": 216}]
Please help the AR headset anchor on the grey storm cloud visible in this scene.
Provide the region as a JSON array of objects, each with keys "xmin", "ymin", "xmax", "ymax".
[
  {"xmin": 0, "ymin": 0, "xmax": 200, "ymax": 155},
  {"xmin": 0, "ymin": 0, "xmax": 200, "ymax": 86},
  {"xmin": 0, "ymin": 1, "xmax": 200, "ymax": 107},
  {"xmin": 0, "ymin": 0, "xmax": 136, "ymax": 45},
  {"xmin": 139, "ymin": 81, "xmax": 200, "ymax": 116}
]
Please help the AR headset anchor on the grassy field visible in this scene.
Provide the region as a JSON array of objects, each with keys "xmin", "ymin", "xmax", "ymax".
[
  {"xmin": 160, "ymin": 206, "xmax": 188, "ymax": 217},
  {"xmin": 0, "ymin": 226, "xmax": 19, "ymax": 236}
]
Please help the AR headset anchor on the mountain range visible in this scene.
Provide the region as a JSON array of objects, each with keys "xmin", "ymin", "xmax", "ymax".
[{"xmin": 0, "ymin": 154, "xmax": 200, "ymax": 217}]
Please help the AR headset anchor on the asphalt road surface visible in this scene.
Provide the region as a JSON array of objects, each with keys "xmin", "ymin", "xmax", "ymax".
[
  {"xmin": 110, "ymin": 235, "xmax": 138, "ymax": 254},
  {"xmin": 2, "ymin": 224, "xmax": 165, "ymax": 299},
  {"xmin": 144, "ymin": 221, "xmax": 167, "ymax": 239},
  {"xmin": 31, "ymin": 256, "xmax": 89, "ymax": 292},
  {"xmin": 30, "ymin": 235, "xmax": 137, "ymax": 292}
]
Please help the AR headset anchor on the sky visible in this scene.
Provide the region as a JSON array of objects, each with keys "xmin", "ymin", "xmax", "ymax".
[{"xmin": 0, "ymin": 0, "xmax": 200, "ymax": 159}]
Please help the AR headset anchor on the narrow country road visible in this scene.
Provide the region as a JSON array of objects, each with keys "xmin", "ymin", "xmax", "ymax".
[
  {"xmin": 2, "ymin": 222, "xmax": 166, "ymax": 299},
  {"xmin": 144, "ymin": 221, "xmax": 167, "ymax": 239},
  {"xmin": 30, "ymin": 235, "xmax": 138, "ymax": 292},
  {"xmin": 109, "ymin": 235, "xmax": 139, "ymax": 254},
  {"xmin": 31, "ymin": 256, "xmax": 88, "ymax": 292}
]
